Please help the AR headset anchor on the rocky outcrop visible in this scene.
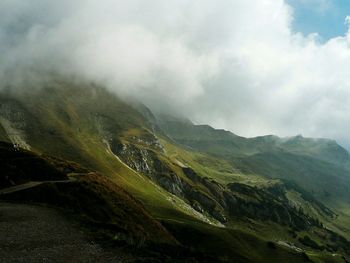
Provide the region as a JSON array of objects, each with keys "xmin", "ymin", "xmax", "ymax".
[
  {"xmin": 182, "ymin": 166, "xmax": 324, "ymax": 230},
  {"xmin": 112, "ymin": 142, "xmax": 153, "ymax": 174},
  {"xmin": 0, "ymin": 100, "xmax": 31, "ymax": 150},
  {"xmin": 111, "ymin": 140, "xmax": 227, "ymax": 222},
  {"xmin": 182, "ymin": 167, "xmax": 227, "ymax": 207},
  {"xmin": 225, "ymin": 183, "xmax": 322, "ymax": 230},
  {"xmin": 110, "ymin": 138, "xmax": 326, "ymax": 229}
]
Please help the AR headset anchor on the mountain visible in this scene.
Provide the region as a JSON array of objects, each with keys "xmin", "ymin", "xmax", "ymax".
[
  {"xmin": 1, "ymin": 80, "xmax": 350, "ymax": 262},
  {"xmin": 158, "ymin": 116, "xmax": 350, "ymax": 202},
  {"xmin": 158, "ymin": 116, "xmax": 350, "ymax": 167}
]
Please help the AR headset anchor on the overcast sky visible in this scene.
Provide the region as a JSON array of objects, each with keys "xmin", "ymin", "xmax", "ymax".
[{"xmin": 1, "ymin": 1, "xmax": 350, "ymax": 147}]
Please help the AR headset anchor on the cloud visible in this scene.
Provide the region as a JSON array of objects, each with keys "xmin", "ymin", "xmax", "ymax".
[
  {"xmin": 346, "ymin": 16, "xmax": 350, "ymax": 25},
  {"xmin": 1, "ymin": 0, "xmax": 350, "ymax": 147}
]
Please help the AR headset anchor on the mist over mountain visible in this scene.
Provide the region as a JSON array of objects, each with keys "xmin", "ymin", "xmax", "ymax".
[
  {"xmin": 1, "ymin": 2, "xmax": 350, "ymax": 262},
  {"xmin": 2, "ymin": 0, "xmax": 350, "ymax": 148}
]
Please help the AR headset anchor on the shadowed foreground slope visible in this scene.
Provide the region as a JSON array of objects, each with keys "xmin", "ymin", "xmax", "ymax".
[{"xmin": 0, "ymin": 202, "xmax": 126, "ymax": 263}]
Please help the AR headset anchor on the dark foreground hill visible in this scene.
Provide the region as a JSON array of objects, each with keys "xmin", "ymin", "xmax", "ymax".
[{"xmin": 0, "ymin": 202, "xmax": 128, "ymax": 262}]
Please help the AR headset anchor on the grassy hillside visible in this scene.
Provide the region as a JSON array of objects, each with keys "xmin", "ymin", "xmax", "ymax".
[
  {"xmin": 0, "ymin": 142, "xmax": 176, "ymax": 245},
  {"xmin": 158, "ymin": 116, "xmax": 350, "ymax": 167},
  {"xmin": 1, "ymin": 81, "xmax": 350, "ymax": 262},
  {"xmin": 0, "ymin": 130, "xmax": 317, "ymax": 262},
  {"xmin": 231, "ymin": 151, "xmax": 350, "ymax": 202}
]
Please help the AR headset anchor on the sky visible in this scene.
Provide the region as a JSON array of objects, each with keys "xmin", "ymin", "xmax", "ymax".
[
  {"xmin": 1, "ymin": 1, "xmax": 350, "ymax": 148},
  {"xmin": 288, "ymin": 0, "xmax": 350, "ymax": 40}
]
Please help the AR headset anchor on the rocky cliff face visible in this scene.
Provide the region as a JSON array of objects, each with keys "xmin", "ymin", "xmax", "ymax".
[
  {"xmin": 109, "ymin": 134, "xmax": 329, "ymax": 229},
  {"xmin": 0, "ymin": 99, "xmax": 31, "ymax": 149},
  {"xmin": 109, "ymin": 138, "xmax": 226, "ymax": 222},
  {"xmin": 225, "ymin": 183, "xmax": 323, "ymax": 230}
]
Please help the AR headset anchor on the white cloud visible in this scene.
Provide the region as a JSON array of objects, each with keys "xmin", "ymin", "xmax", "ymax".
[
  {"xmin": 1, "ymin": 0, "xmax": 350, "ymax": 147},
  {"xmin": 346, "ymin": 16, "xmax": 350, "ymax": 25}
]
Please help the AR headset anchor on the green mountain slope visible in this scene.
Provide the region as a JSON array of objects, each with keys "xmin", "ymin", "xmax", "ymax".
[
  {"xmin": 0, "ymin": 142, "xmax": 178, "ymax": 252},
  {"xmin": 158, "ymin": 116, "xmax": 350, "ymax": 202},
  {"xmin": 1, "ymin": 80, "xmax": 350, "ymax": 262},
  {"xmin": 158, "ymin": 116, "xmax": 350, "ymax": 167},
  {"xmin": 231, "ymin": 151, "xmax": 350, "ymax": 202},
  {"xmin": 0, "ymin": 142, "xmax": 319, "ymax": 263}
]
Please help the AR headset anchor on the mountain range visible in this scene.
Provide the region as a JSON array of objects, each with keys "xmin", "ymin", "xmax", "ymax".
[{"xmin": 1, "ymin": 80, "xmax": 350, "ymax": 262}]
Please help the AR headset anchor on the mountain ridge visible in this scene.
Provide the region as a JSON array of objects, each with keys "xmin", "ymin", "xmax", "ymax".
[
  {"xmin": 1, "ymin": 81, "xmax": 350, "ymax": 262},
  {"xmin": 157, "ymin": 116, "xmax": 350, "ymax": 168}
]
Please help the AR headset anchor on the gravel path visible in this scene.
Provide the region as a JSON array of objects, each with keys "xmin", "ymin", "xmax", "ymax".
[
  {"xmin": 0, "ymin": 202, "xmax": 125, "ymax": 263},
  {"xmin": 0, "ymin": 181, "xmax": 72, "ymax": 195},
  {"xmin": 0, "ymin": 182, "xmax": 44, "ymax": 195}
]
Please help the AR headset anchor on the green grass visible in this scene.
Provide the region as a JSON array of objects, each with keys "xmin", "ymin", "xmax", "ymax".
[
  {"xmin": 230, "ymin": 151, "xmax": 350, "ymax": 205},
  {"xmin": 0, "ymin": 124, "xmax": 9, "ymax": 142},
  {"xmin": 163, "ymin": 218, "xmax": 314, "ymax": 263},
  {"xmin": 161, "ymin": 139, "xmax": 246, "ymax": 184}
]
